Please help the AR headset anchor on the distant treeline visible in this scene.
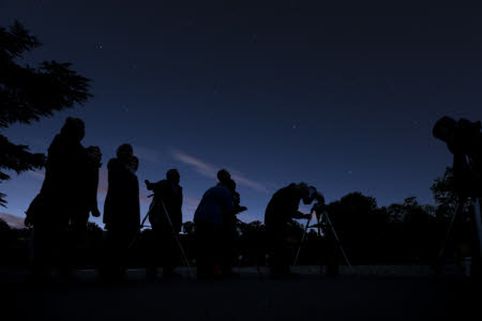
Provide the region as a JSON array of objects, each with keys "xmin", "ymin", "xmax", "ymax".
[{"xmin": 0, "ymin": 169, "xmax": 469, "ymax": 267}]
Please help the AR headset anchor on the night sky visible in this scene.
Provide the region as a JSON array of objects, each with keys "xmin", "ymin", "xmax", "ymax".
[{"xmin": 1, "ymin": 1, "xmax": 482, "ymax": 226}]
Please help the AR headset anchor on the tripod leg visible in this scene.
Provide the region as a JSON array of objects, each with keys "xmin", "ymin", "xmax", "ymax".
[
  {"xmin": 323, "ymin": 212, "xmax": 353, "ymax": 271},
  {"xmin": 437, "ymin": 201, "xmax": 464, "ymax": 263},
  {"xmin": 472, "ymin": 198, "xmax": 482, "ymax": 258},
  {"xmin": 127, "ymin": 207, "xmax": 151, "ymax": 250},
  {"xmin": 293, "ymin": 217, "xmax": 311, "ymax": 267},
  {"xmin": 315, "ymin": 214, "xmax": 324, "ymax": 276},
  {"xmin": 468, "ymin": 198, "xmax": 482, "ymax": 278},
  {"xmin": 160, "ymin": 200, "xmax": 195, "ymax": 278}
]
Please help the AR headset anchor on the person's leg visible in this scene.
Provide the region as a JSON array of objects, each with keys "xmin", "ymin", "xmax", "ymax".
[
  {"xmin": 195, "ymin": 224, "xmax": 209, "ymax": 278},
  {"xmin": 195, "ymin": 224, "xmax": 220, "ymax": 279},
  {"xmin": 145, "ymin": 228, "xmax": 159, "ymax": 280},
  {"xmin": 157, "ymin": 225, "xmax": 170, "ymax": 275},
  {"xmin": 470, "ymin": 199, "xmax": 482, "ymax": 279},
  {"xmin": 30, "ymin": 226, "xmax": 51, "ymax": 282},
  {"xmin": 56, "ymin": 223, "xmax": 73, "ymax": 280},
  {"xmin": 161, "ymin": 231, "xmax": 179, "ymax": 277},
  {"xmin": 325, "ymin": 237, "xmax": 340, "ymax": 277},
  {"xmin": 220, "ymin": 227, "xmax": 238, "ymax": 277},
  {"xmin": 267, "ymin": 227, "xmax": 284, "ymax": 274},
  {"xmin": 101, "ymin": 228, "xmax": 123, "ymax": 281}
]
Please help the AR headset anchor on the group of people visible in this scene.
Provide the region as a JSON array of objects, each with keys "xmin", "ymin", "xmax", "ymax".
[
  {"xmin": 24, "ymin": 115, "xmax": 482, "ymax": 281},
  {"xmin": 25, "ymin": 117, "xmax": 102, "ymax": 280},
  {"xmin": 24, "ymin": 117, "xmax": 181, "ymax": 281},
  {"xmin": 26, "ymin": 117, "xmax": 330, "ymax": 282}
]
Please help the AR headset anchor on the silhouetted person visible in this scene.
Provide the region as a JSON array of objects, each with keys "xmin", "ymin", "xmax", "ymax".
[
  {"xmin": 217, "ymin": 169, "xmax": 247, "ymax": 216},
  {"xmin": 25, "ymin": 117, "xmax": 92, "ymax": 281},
  {"xmin": 433, "ymin": 116, "xmax": 482, "ymax": 278},
  {"xmin": 194, "ymin": 180, "xmax": 234, "ymax": 279},
  {"xmin": 145, "ymin": 169, "xmax": 183, "ymax": 279},
  {"xmin": 70, "ymin": 146, "xmax": 102, "ymax": 243},
  {"xmin": 102, "ymin": 144, "xmax": 140, "ymax": 281},
  {"xmin": 216, "ymin": 169, "xmax": 247, "ymax": 277},
  {"xmin": 264, "ymin": 182, "xmax": 314, "ymax": 276}
]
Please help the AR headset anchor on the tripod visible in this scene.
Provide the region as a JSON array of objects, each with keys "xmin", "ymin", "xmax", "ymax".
[
  {"xmin": 293, "ymin": 210, "xmax": 353, "ymax": 274},
  {"xmin": 130, "ymin": 194, "xmax": 195, "ymax": 278},
  {"xmin": 437, "ymin": 196, "xmax": 482, "ymax": 277}
]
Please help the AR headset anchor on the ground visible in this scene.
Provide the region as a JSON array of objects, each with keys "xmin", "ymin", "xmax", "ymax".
[{"xmin": 1, "ymin": 266, "xmax": 480, "ymax": 321}]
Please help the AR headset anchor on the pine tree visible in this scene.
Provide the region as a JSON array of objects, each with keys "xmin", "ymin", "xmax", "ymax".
[{"xmin": 0, "ymin": 21, "xmax": 91, "ymax": 206}]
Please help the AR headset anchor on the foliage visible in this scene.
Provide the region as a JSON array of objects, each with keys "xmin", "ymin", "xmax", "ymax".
[
  {"xmin": 0, "ymin": 21, "xmax": 91, "ymax": 205},
  {"xmin": 0, "ymin": 171, "xmax": 468, "ymax": 266}
]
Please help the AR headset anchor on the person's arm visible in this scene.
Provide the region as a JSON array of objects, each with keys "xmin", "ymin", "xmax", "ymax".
[
  {"xmin": 145, "ymin": 180, "xmax": 164, "ymax": 193},
  {"xmin": 292, "ymin": 211, "xmax": 311, "ymax": 219},
  {"xmin": 89, "ymin": 165, "xmax": 101, "ymax": 217},
  {"xmin": 173, "ymin": 187, "xmax": 183, "ymax": 232},
  {"xmin": 453, "ymin": 152, "xmax": 473, "ymax": 198}
]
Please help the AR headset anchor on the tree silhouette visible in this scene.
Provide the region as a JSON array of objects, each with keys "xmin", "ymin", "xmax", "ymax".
[
  {"xmin": 430, "ymin": 167, "xmax": 469, "ymax": 220},
  {"xmin": 431, "ymin": 168, "xmax": 473, "ymax": 263},
  {"xmin": 326, "ymin": 192, "xmax": 389, "ymax": 262},
  {"xmin": 0, "ymin": 21, "xmax": 91, "ymax": 206},
  {"xmin": 0, "ymin": 217, "xmax": 11, "ymax": 238}
]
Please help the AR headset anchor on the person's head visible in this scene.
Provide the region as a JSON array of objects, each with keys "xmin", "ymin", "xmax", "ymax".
[
  {"xmin": 304, "ymin": 185, "xmax": 319, "ymax": 204},
  {"xmin": 86, "ymin": 146, "xmax": 102, "ymax": 165},
  {"xmin": 128, "ymin": 156, "xmax": 139, "ymax": 173},
  {"xmin": 116, "ymin": 143, "xmax": 134, "ymax": 162},
  {"xmin": 296, "ymin": 182, "xmax": 314, "ymax": 205},
  {"xmin": 217, "ymin": 169, "xmax": 231, "ymax": 184},
  {"xmin": 314, "ymin": 192, "xmax": 325, "ymax": 206},
  {"xmin": 225, "ymin": 177, "xmax": 236, "ymax": 192},
  {"xmin": 166, "ymin": 168, "xmax": 180, "ymax": 185},
  {"xmin": 433, "ymin": 116, "xmax": 457, "ymax": 143},
  {"xmin": 434, "ymin": 117, "xmax": 481, "ymax": 154},
  {"xmin": 60, "ymin": 117, "xmax": 85, "ymax": 142}
]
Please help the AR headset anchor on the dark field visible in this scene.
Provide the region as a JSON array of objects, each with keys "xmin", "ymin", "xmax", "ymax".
[{"xmin": 1, "ymin": 266, "xmax": 480, "ymax": 321}]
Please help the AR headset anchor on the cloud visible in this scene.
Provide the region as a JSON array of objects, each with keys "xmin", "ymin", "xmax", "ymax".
[
  {"xmin": 171, "ymin": 150, "xmax": 269, "ymax": 193},
  {"xmin": 183, "ymin": 196, "xmax": 200, "ymax": 216},
  {"xmin": 230, "ymin": 173, "xmax": 270, "ymax": 194},
  {"xmin": 0, "ymin": 212, "xmax": 25, "ymax": 229},
  {"xmin": 26, "ymin": 169, "xmax": 45, "ymax": 181},
  {"xmin": 135, "ymin": 145, "xmax": 162, "ymax": 163},
  {"xmin": 171, "ymin": 150, "xmax": 217, "ymax": 177}
]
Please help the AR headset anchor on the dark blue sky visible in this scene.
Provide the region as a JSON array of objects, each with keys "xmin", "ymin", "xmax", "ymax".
[{"xmin": 1, "ymin": 0, "xmax": 482, "ymax": 225}]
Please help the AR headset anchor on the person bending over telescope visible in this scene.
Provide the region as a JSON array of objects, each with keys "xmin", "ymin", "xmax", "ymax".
[
  {"xmin": 433, "ymin": 116, "xmax": 482, "ymax": 278},
  {"xmin": 264, "ymin": 182, "xmax": 319, "ymax": 277}
]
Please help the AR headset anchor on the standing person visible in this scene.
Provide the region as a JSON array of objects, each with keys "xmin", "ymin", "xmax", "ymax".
[
  {"xmin": 217, "ymin": 169, "xmax": 247, "ymax": 216},
  {"xmin": 216, "ymin": 169, "xmax": 247, "ymax": 276},
  {"xmin": 70, "ymin": 145, "xmax": 102, "ymax": 246},
  {"xmin": 193, "ymin": 180, "xmax": 234, "ymax": 279},
  {"xmin": 102, "ymin": 144, "xmax": 140, "ymax": 281},
  {"xmin": 264, "ymin": 182, "xmax": 314, "ymax": 277},
  {"xmin": 25, "ymin": 117, "xmax": 91, "ymax": 281},
  {"xmin": 145, "ymin": 168, "xmax": 183, "ymax": 279}
]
